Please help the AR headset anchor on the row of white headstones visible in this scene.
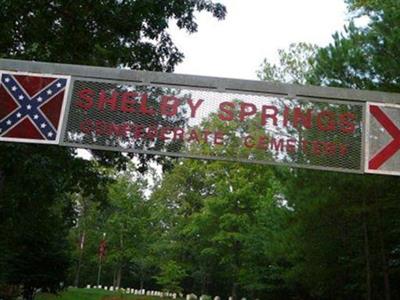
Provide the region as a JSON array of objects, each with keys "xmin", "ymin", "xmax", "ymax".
[
  {"xmin": 85, "ymin": 285, "xmax": 246, "ymax": 300},
  {"xmin": 86, "ymin": 285, "xmax": 180, "ymax": 298}
]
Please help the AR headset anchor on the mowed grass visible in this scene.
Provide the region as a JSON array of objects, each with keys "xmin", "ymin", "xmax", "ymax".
[{"xmin": 36, "ymin": 288, "xmax": 165, "ymax": 300}]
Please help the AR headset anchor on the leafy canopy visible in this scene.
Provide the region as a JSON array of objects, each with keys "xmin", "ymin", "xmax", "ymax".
[{"xmin": 0, "ymin": 0, "xmax": 226, "ymax": 71}]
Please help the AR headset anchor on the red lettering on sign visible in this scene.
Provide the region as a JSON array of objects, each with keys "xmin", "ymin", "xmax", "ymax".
[
  {"xmin": 214, "ymin": 131, "xmax": 224, "ymax": 145},
  {"xmin": 325, "ymin": 142, "xmax": 337, "ymax": 156},
  {"xmin": 244, "ymin": 135, "xmax": 255, "ymax": 148},
  {"xmin": 173, "ymin": 128, "xmax": 184, "ymax": 141},
  {"xmin": 257, "ymin": 136, "xmax": 269, "ymax": 150},
  {"xmin": 261, "ymin": 105, "xmax": 278, "ymax": 126},
  {"xmin": 160, "ymin": 96, "xmax": 180, "ymax": 116},
  {"xmin": 339, "ymin": 112, "xmax": 356, "ymax": 134},
  {"xmin": 270, "ymin": 138, "xmax": 284, "ymax": 151},
  {"xmin": 203, "ymin": 130, "xmax": 212, "ymax": 142},
  {"xmin": 239, "ymin": 102, "xmax": 257, "ymax": 121},
  {"xmin": 146, "ymin": 126, "xmax": 158, "ymax": 140},
  {"xmin": 159, "ymin": 127, "xmax": 172, "ymax": 141},
  {"xmin": 219, "ymin": 102, "xmax": 235, "ymax": 121},
  {"xmin": 188, "ymin": 129, "xmax": 200, "ymax": 143},
  {"xmin": 317, "ymin": 111, "xmax": 336, "ymax": 131},
  {"xmin": 286, "ymin": 139, "xmax": 296, "ymax": 153},
  {"xmin": 134, "ymin": 125, "xmax": 144, "ymax": 139},
  {"xmin": 339, "ymin": 144, "xmax": 348, "ymax": 157},
  {"xmin": 76, "ymin": 89, "xmax": 94, "ymax": 110},
  {"xmin": 312, "ymin": 141, "xmax": 323, "ymax": 155},
  {"xmin": 293, "ymin": 108, "xmax": 312, "ymax": 129},
  {"xmin": 121, "ymin": 92, "xmax": 137, "ymax": 113},
  {"xmin": 98, "ymin": 90, "xmax": 118, "ymax": 111},
  {"xmin": 187, "ymin": 99, "xmax": 204, "ymax": 118},
  {"xmin": 283, "ymin": 106, "xmax": 290, "ymax": 127},
  {"xmin": 80, "ymin": 119, "xmax": 93, "ymax": 133},
  {"xmin": 139, "ymin": 93, "xmax": 155, "ymax": 115}
]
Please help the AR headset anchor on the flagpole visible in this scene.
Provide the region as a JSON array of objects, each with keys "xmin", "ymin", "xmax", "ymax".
[
  {"xmin": 74, "ymin": 231, "xmax": 85, "ymax": 287},
  {"xmin": 96, "ymin": 255, "xmax": 102, "ymax": 287},
  {"xmin": 96, "ymin": 232, "xmax": 106, "ymax": 287}
]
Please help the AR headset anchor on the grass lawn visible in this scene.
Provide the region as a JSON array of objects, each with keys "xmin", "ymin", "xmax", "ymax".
[{"xmin": 36, "ymin": 288, "xmax": 164, "ymax": 300}]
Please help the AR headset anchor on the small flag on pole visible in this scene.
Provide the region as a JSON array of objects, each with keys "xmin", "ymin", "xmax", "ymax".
[{"xmin": 98, "ymin": 238, "xmax": 107, "ymax": 258}]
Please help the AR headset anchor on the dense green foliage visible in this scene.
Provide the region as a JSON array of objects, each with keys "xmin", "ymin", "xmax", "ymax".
[
  {"xmin": 0, "ymin": 0, "xmax": 225, "ymax": 70},
  {"xmin": 257, "ymin": 42, "xmax": 318, "ymax": 85},
  {"xmin": 3, "ymin": 1, "xmax": 400, "ymax": 300},
  {"xmin": 0, "ymin": 1, "xmax": 226, "ymax": 299},
  {"xmin": 258, "ymin": 1, "xmax": 400, "ymax": 299},
  {"xmin": 305, "ymin": 2, "xmax": 400, "ymax": 298}
]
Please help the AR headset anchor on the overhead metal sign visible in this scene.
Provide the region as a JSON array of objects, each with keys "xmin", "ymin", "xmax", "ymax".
[
  {"xmin": 1, "ymin": 59, "xmax": 400, "ymax": 175},
  {"xmin": 0, "ymin": 70, "xmax": 70, "ymax": 144},
  {"xmin": 365, "ymin": 103, "xmax": 400, "ymax": 175}
]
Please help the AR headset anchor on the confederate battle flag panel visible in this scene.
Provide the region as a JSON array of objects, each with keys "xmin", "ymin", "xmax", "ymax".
[{"xmin": 0, "ymin": 72, "xmax": 70, "ymax": 144}]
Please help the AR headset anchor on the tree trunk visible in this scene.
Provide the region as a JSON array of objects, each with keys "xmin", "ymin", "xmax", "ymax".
[
  {"xmin": 74, "ymin": 258, "xmax": 82, "ymax": 288},
  {"xmin": 22, "ymin": 286, "xmax": 34, "ymax": 300},
  {"xmin": 377, "ymin": 209, "xmax": 391, "ymax": 300},
  {"xmin": 380, "ymin": 237, "xmax": 391, "ymax": 300},
  {"xmin": 200, "ymin": 272, "xmax": 208, "ymax": 295},
  {"xmin": 74, "ymin": 231, "xmax": 85, "ymax": 287},
  {"xmin": 140, "ymin": 277, "xmax": 144, "ymax": 290},
  {"xmin": 231, "ymin": 282, "xmax": 238, "ymax": 300},
  {"xmin": 113, "ymin": 268, "xmax": 117, "ymax": 288},
  {"xmin": 116, "ymin": 232, "xmax": 124, "ymax": 288},
  {"xmin": 362, "ymin": 201, "xmax": 372, "ymax": 300},
  {"xmin": 116, "ymin": 265, "xmax": 122, "ymax": 288},
  {"xmin": 0, "ymin": 169, "xmax": 4, "ymax": 192}
]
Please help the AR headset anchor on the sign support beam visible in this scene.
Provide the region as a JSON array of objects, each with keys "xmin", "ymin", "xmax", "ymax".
[{"xmin": 1, "ymin": 59, "xmax": 400, "ymax": 104}]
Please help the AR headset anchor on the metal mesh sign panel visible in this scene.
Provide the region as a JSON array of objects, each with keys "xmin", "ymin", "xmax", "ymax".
[{"xmin": 62, "ymin": 79, "xmax": 364, "ymax": 172}]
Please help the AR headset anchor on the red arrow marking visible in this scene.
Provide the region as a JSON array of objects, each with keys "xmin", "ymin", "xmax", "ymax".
[{"xmin": 369, "ymin": 105, "xmax": 400, "ymax": 170}]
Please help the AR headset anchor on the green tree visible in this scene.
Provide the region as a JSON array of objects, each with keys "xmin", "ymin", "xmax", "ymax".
[
  {"xmin": 150, "ymin": 111, "xmax": 287, "ymax": 299},
  {"xmin": 257, "ymin": 2, "xmax": 400, "ymax": 299},
  {"xmin": 69, "ymin": 167, "xmax": 164, "ymax": 290},
  {"xmin": 104, "ymin": 174, "xmax": 152, "ymax": 289},
  {"xmin": 0, "ymin": 0, "xmax": 226, "ymax": 70},
  {"xmin": 310, "ymin": 0, "xmax": 400, "ymax": 93},
  {"xmin": 0, "ymin": 144, "xmax": 109, "ymax": 300},
  {"xmin": 307, "ymin": 2, "xmax": 400, "ymax": 299},
  {"xmin": 257, "ymin": 42, "xmax": 318, "ymax": 85},
  {"xmin": 0, "ymin": 1, "xmax": 226, "ymax": 299},
  {"xmin": 154, "ymin": 260, "xmax": 187, "ymax": 293}
]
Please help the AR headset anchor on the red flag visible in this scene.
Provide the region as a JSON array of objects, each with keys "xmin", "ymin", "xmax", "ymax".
[{"xmin": 98, "ymin": 239, "xmax": 107, "ymax": 258}]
